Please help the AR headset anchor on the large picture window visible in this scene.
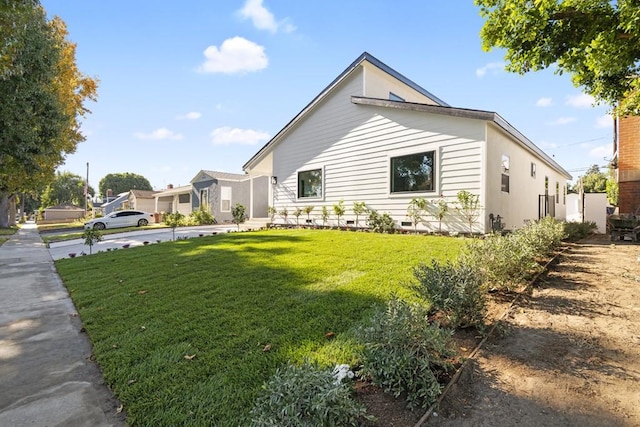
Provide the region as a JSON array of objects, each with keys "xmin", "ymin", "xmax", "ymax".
[
  {"xmin": 298, "ymin": 169, "xmax": 323, "ymax": 198},
  {"xmin": 390, "ymin": 151, "xmax": 435, "ymax": 193}
]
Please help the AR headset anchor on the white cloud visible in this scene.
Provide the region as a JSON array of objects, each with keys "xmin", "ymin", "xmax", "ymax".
[
  {"xmin": 595, "ymin": 114, "xmax": 613, "ymax": 129},
  {"xmin": 133, "ymin": 128, "xmax": 183, "ymax": 140},
  {"xmin": 238, "ymin": 0, "xmax": 296, "ymax": 33},
  {"xmin": 177, "ymin": 111, "xmax": 202, "ymax": 120},
  {"xmin": 475, "ymin": 62, "xmax": 504, "ymax": 78},
  {"xmin": 589, "ymin": 144, "xmax": 610, "ymax": 159},
  {"xmin": 536, "ymin": 97, "xmax": 553, "ymax": 107},
  {"xmin": 565, "ymin": 93, "xmax": 595, "ymax": 108},
  {"xmin": 211, "ymin": 126, "xmax": 270, "ymax": 145},
  {"xmin": 547, "ymin": 117, "xmax": 577, "ymax": 126},
  {"xmin": 198, "ymin": 36, "xmax": 268, "ymax": 74}
]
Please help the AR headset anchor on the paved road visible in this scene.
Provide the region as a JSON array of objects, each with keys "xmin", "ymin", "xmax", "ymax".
[{"xmin": 48, "ymin": 224, "xmax": 238, "ymax": 260}]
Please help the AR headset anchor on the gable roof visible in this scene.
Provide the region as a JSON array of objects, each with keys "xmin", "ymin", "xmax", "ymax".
[
  {"xmin": 243, "ymin": 52, "xmax": 447, "ymax": 171},
  {"xmin": 351, "ymin": 96, "xmax": 572, "ymax": 179},
  {"xmin": 130, "ymin": 189, "xmax": 159, "ymax": 199},
  {"xmin": 191, "ymin": 170, "xmax": 249, "ymax": 183},
  {"xmin": 154, "ymin": 185, "xmax": 192, "ymax": 197}
]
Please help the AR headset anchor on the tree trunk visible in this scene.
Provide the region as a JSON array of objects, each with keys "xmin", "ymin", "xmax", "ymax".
[
  {"xmin": 0, "ymin": 192, "xmax": 9, "ymax": 228},
  {"xmin": 8, "ymin": 195, "xmax": 17, "ymax": 226}
]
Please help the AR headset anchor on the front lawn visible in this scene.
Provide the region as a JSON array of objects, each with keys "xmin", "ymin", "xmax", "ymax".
[
  {"xmin": 41, "ymin": 223, "xmax": 168, "ymax": 244},
  {"xmin": 55, "ymin": 229, "xmax": 464, "ymax": 425},
  {"xmin": 0, "ymin": 226, "xmax": 18, "ymax": 246}
]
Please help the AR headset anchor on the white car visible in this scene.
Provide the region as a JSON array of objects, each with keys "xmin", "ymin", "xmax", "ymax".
[{"xmin": 84, "ymin": 210, "xmax": 153, "ymax": 230}]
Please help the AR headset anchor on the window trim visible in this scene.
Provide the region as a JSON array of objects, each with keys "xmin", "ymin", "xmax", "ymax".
[
  {"xmin": 388, "ymin": 150, "xmax": 437, "ymax": 195},
  {"xmin": 296, "ymin": 167, "xmax": 324, "ymax": 200},
  {"xmin": 220, "ymin": 186, "xmax": 232, "ymax": 212}
]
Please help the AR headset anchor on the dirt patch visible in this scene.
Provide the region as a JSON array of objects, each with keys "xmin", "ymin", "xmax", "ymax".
[{"xmin": 357, "ymin": 235, "xmax": 640, "ymax": 426}]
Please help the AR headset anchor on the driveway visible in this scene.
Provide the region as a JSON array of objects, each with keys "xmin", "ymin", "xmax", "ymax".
[{"xmin": 47, "ymin": 225, "xmax": 239, "ymax": 260}]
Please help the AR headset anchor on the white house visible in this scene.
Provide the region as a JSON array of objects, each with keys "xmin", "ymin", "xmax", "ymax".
[{"xmin": 243, "ymin": 52, "xmax": 571, "ymax": 233}]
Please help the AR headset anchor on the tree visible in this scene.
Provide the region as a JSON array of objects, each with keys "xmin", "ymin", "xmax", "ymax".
[
  {"xmin": 456, "ymin": 190, "xmax": 482, "ymax": 234},
  {"xmin": 406, "ymin": 197, "xmax": 428, "ymax": 233},
  {"xmin": 164, "ymin": 212, "xmax": 184, "ymax": 241},
  {"xmin": 231, "ymin": 203, "xmax": 247, "ymax": 231},
  {"xmin": 333, "ymin": 200, "xmax": 345, "ymax": 228},
  {"xmin": 434, "ymin": 197, "xmax": 449, "ymax": 233},
  {"xmin": 320, "ymin": 205, "xmax": 330, "ymax": 227},
  {"xmin": 293, "ymin": 207, "xmax": 303, "ymax": 228},
  {"xmin": 41, "ymin": 171, "xmax": 94, "ymax": 207},
  {"xmin": 476, "ymin": 0, "xmax": 640, "ymax": 115},
  {"xmin": 82, "ymin": 228, "xmax": 102, "ymax": 255},
  {"xmin": 579, "ymin": 165, "xmax": 607, "ymax": 193},
  {"xmin": 99, "ymin": 172, "xmax": 152, "ymax": 198},
  {"xmin": 0, "ymin": 2, "xmax": 98, "ymax": 227},
  {"xmin": 352, "ymin": 201, "xmax": 367, "ymax": 229},
  {"xmin": 303, "ymin": 205, "xmax": 314, "ymax": 225},
  {"xmin": 606, "ymin": 168, "xmax": 619, "ymax": 206}
]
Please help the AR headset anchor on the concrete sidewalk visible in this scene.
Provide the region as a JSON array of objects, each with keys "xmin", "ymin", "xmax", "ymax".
[{"xmin": 0, "ymin": 223, "xmax": 125, "ymax": 426}]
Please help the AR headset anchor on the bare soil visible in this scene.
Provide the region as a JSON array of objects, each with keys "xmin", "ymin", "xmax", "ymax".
[{"xmin": 358, "ymin": 235, "xmax": 640, "ymax": 426}]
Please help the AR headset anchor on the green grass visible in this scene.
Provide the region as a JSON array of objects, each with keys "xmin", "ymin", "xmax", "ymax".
[
  {"xmin": 0, "ymin": 226, "xmax": 18, "ymax": 246},
  {"xmin": 55, "ymin": 229, "xmax": 464, "ymax": 426}
]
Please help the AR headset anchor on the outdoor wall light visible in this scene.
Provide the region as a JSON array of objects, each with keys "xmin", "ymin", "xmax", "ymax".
[{"xmin": 270, "ymin": 176, "xmax": 277, "ymax": 185}]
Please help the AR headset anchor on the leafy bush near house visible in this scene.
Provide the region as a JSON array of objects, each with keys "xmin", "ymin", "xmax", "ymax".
[
  {"xmin": 517, "ymin": 216, "xmax": 566, "ymax": 258},
  {"xmin": 358, "ymin": 298, "xmax": 456, "ymax": 410},
  {"xmin": 564, "ymin": 221, "xmax": 597, "ymax": 242},
  {"xmin": 463, "ymin": 232, "xmax": 540, "ymax": 290},
  {"xmin": 251, "ymin": 361, "xmax": 372, "ymax": 427},
  {"xmin": 187, "ymin": 209, "xmax": 215, "ymax": 225},
  {"xmin": 367, "ymin": 210, "xmax": 395, "ymax": 233},
  {"xmin": 412, "ymin": 260, "xmax": 486, "ymax": 330}
]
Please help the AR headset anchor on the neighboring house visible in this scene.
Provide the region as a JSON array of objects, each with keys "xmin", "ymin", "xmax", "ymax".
[
  {"xmin": 125, "ymin": 189, "xmax": 159, "ymax": 212},
  {"xmin": 242, "ymin": 52, "xmax": 572, "ymax": 233},
  {"xmin": 98, "ymin": 192, "xmax": 128, "ymax": 215},
  {"xmin": 154, "ymin": 185, "xmax": 193, "ymax": 216},
  {"xmin": 191, "ymin": 170, "xmax": 252, "ymax": 223},
  {"xmin": 614, "ymin": 115, "xmax": 640, "ymax": 215},
  {"xmin": 42, "ymin": 204, "xmax": 84, "ymax": 221}
]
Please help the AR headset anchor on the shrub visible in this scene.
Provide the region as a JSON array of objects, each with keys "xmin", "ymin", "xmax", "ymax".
[
  {"xmin": 251, "ymin": 360, "xmax": 372, "ymax": 426},
  {"xmin": 232, "ymin": 203, "xmax": 247, "ymax": 231},
  {"xmin": 164, "ymin": 212, "xmax": 185, "ymax": 241},
  {"xmin": 367, "ymin": 210, "xmax": 395, "ymax": 233},
  {"xmin": 82, "ymin": 228, "xmax": 103, "ymax": 255},
  {"xmin": 564, "ymin": 221, "xmax": 597, "ymax": 242},
  {"xmin": 463, "ymin": 232, "xmax": 540, "ymax": 290},
  {"xmin": 187, "ymin": 209, "xmax": 215, "ymax": 225},
  {"xmin": 517, "ymin": 216, "xmax": 566, "ymax": 258},
  {"xmin": 412, "ymin": 260, "xmax": 486, "ymax": 330},
  {"xmin": 358, "ymin": 298, "xmax": 456, "ymax": 410}
]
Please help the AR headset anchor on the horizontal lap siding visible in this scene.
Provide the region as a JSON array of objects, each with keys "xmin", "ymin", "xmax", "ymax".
[{"xmin": 272, "ymin": 70, "xmax": 484, "ymax": 231}]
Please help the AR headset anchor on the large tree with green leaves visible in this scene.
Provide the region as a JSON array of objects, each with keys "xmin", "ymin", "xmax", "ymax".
[
  {"xmin": 476, "ymin": 0, "xmax": 640, "ymax": 115},
  {"xmin": 0, "ymin": 1, "xmax": 98, "ymax": 227},
  {"xmin": 41, "ymin": 171, "xmax": 95, "ymax": 207},
  {"xmin": 98, "ymin": 172, "xmax": 153, "ymax": 197},
  {"xmin": 578, "ymin": 164, "xmax": 607, "ymax": 193}
]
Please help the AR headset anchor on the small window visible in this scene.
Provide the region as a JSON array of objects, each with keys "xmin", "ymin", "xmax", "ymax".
[
  {"xmin": 221, "ymin": 186, "xmax": 231, "ymax": 212},
  {"xmin": 389, "ymin": 92, "xmax": 405, "ymax": 102},
  {"xmin": 555, "ymin": 182, "xmax": 559, "ymax": 204},
  {"xmin": 178, "ymin": 193, "xmax": 190, "ymax": 204},
  {"xmin": 298, "ymin": 169, "xmax": 323, "ymax": 198},
  {"xmin": 501, "ymin": 155, "xmax": 510, "ymax": 193},
  {"xmin": 563, "ymin": 185, "xmax": 566, "ymax": 205},
  {"xmin": 390, "ymin": 151, "xmax": 435, "ymax": 193},
  {"xmin": 544, "ymin": 176, "xmax": 549, "ymax": 195},
  {"xmin": 531, "ymin": 162, "xmax": 536, "ymax": 178}
]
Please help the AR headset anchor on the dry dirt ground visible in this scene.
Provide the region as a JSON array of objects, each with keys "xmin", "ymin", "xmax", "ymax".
[
  {"xmin": 356, "ymin": 235, "xmax": 640, "ymax": 426},
  {"xmin": 427, "ymin": 234, "xmax": 640, "ymax": 427}
]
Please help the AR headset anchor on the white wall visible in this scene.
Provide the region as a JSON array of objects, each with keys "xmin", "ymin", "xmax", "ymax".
[
  {"xmin": 362, "ymin": 61, "xmax": 440, "ymax": 105},
  {"xmin": 567, "ymin": 193, "xmax": 609, "ymax": 233}
]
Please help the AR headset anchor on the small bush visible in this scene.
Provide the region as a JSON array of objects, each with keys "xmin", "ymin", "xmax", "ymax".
[
  {"xmin": 367, "ymin": 210, "xmax": 395, "ymax": 233},
  {"xmin": 251, "ymin": 361, "xmax": 372, "ymax": 427},
  {"xmin": 517, "ymin": 217, "xmax": 566, "ymax": 258},
  {"xmin": 358, "ymin": 298, "xmax": 456, "ymax": 410},
  {"xmin": 412, "ymin": 260, "xmax": 486, "ymax": 329},
  {"xmin": 564, "ymin": 221, "xmax": 597, "ymax": 242},
  {"xmin": 463, "ymin": 232, "xmax": 540, "ymax": 290},
  {"xmin": 187, "ymin": 209, "xmax": 215, "ymax": 225}
]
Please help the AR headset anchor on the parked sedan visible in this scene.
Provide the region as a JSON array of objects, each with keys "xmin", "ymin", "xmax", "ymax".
[{"xmin": 84, "ymin": 210, "xmax": 154, "ymax": 230}]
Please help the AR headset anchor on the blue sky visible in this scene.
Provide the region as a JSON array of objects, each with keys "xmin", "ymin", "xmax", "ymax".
[{"xmin": 41, "ymin": 0, "xmax": 613, "ymax": 192}]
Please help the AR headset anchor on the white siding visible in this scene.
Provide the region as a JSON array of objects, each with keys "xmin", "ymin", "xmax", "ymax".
[{"xmin": 270, "ymin": 69, "xmax": 485, "ymax": 232}]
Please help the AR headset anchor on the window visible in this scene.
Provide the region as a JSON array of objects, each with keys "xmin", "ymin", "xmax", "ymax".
[
  {"xmin": 555, "ymin": 182, "xmax": 559, "ymax": 204},
  {"xmin": 221, "ymin": 186, "xmax": 231, "ymax": 212},
  {"xmin": 390, "ymin": 151, "xmax": 435, "ymax": 193},
  {"xmin": 178, "ymin": 193, "xmax": 190, "ymax": 204},
  {"xmin": 501, "ymin": 155, "xmax": 510, "ymax": 193},
  {"xmin": 531, "ymin": 162, "xmax": 536, "ymax": 178},
  {"xmin": 544, "ymin": 176, "xmax": 549, "ymax": 195},
  {"xmin": 563, "ymin": 184, "xmax": 566, "ymax": 205},
  {"xmin": 389, "ymin": 92, "xmax": 405, "ymax": 102},
  {"xmin": 200, "ymin": 189, "xmax": 209, "ymax": 210},
  {"xmin": 297, "ymin": 169, "xmax": 323, "ymax": 198}
]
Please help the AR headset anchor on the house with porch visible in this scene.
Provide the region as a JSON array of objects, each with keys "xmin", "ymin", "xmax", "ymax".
[{"xmin": 242, "ymin": 52, "xmax": 571, "ymax": 233}]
